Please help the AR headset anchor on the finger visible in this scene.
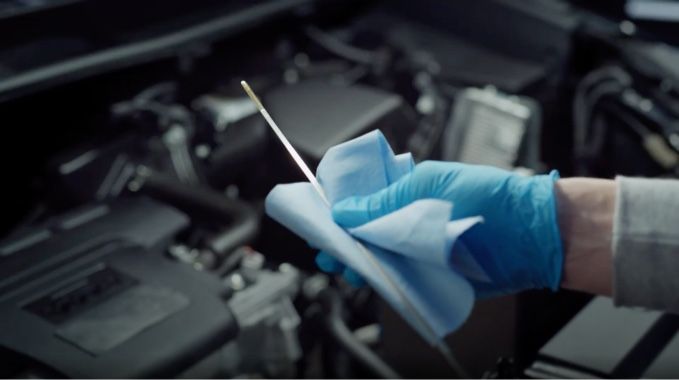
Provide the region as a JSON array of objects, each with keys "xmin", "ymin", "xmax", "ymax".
[
  {"xmin": 331, "ymin": 172, "xmax": 417, "ymax": 228},
  {"xmin": 330, "ymin": 161, "xmax": 450, "ymax": 228},
  {"xmin": 342, "ymin": 267, "xmax": 366, "ymax": 287},
  {"xmin": 315, "ymin": 251, "xmax": 345, "ymax": 273}
]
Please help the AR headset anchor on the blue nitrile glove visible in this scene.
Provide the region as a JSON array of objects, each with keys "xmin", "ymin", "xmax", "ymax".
[
  {"xmin": 315, "ymin": 250, "xmax": 366, "ymax": 286},
  {"xmin": 316, "ymin": 161, "xmax": 564, "ymax": 297}
]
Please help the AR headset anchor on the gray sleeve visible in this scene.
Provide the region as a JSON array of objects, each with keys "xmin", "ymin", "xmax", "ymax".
[{"xmin": 613, "ymin": 176, "xmax": 679, "ymax": 313}]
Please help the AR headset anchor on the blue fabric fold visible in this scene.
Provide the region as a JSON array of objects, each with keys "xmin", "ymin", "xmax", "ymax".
[{"xmin": 265, "ymin": 130, "xmax": 482, "ymax": 343}]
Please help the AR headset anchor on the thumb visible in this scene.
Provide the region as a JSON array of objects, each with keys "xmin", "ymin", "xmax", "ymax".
[{"xmin": 331, "ymin": 172, "xmax": 419, "ymax": 228}]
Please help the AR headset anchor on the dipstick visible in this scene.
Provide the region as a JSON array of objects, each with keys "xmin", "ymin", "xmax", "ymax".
[{"xmin": 240, "ymin": 80, "xmax": 468, "ymax": 378}]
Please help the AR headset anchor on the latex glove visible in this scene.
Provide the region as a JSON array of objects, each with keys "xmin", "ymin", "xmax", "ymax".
[{"xmin": 316, "ymin": 161, "xmax": 564, "ymax": 297}]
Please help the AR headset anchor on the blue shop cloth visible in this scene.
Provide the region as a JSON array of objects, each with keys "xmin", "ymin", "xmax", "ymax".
[{"xmin": 265, "ymin": 130, "xmax": 485, "ymax": 344}]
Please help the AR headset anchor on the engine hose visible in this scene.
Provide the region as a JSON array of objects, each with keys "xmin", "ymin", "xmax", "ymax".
[
  {"xmin": 130, "ymin": 166, "xmax": 259, "ymax": 255},
  {"xmin": 320, "ymin": 288, "xmax": 401, "ymax": 379}
]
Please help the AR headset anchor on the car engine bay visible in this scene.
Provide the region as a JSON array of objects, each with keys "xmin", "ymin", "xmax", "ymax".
[{"xmin": 2, "ymin": 0, "xmax": 679, "ymax": 378}]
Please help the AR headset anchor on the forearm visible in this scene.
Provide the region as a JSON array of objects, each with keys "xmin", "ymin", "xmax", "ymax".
[{"xmin": 555, "ymin": 178, "xmax": 616, "ymax": 296}]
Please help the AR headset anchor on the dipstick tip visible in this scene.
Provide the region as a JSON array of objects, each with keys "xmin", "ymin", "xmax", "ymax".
[{"xmin": 240, "ymin": 80, "xmax": 264, "ymax": 111}]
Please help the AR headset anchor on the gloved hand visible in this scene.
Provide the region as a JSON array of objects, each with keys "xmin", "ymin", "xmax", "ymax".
[{"xmin": 316, "ymin": 160, "xmax": 564, "ymax": 297}]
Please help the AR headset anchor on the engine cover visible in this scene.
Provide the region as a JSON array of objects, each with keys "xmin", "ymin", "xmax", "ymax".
[{"xmin": 0, "ymin": 197, "xmax": 237, "ymax": 378}]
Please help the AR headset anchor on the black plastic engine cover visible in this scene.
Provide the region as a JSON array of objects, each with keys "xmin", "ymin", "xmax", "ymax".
[
  {"xmin": 265, "ymin": 80, "xmax": 411, "ymax": 161},
  {"xmin": 0, "ymin": 197, "xmax": 237, "ymax": 378}
]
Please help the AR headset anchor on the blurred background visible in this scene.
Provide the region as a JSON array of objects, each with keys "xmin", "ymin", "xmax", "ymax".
[{"xmin": 1, "ymin": 0, "xmax": 679, "ymax": 378}]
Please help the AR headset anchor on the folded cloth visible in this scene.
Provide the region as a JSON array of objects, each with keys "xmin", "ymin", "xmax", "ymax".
[{"xmin": 265, "ymin": 130, "xmax": 483, "ymax": 344}]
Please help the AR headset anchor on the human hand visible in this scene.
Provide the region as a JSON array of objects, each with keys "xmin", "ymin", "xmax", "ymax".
[{"xmin": 316, "ymin": 161, "xmax": 563, "ymax": 297}]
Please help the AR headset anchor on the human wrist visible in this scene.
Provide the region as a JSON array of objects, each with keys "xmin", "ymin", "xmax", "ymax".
[{"xmin": 555, "ymin": 178, "xmax": 616, "ymax": 295}]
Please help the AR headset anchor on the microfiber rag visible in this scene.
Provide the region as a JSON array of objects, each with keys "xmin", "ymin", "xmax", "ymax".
[{"xmin": 265, "ymin": 130, "xmax": 484, "ymax": 344}]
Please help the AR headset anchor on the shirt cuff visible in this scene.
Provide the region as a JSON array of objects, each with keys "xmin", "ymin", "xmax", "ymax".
[{"xmin": 613, "ymin": 176, "xmax": 679, "ymax": 314}]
